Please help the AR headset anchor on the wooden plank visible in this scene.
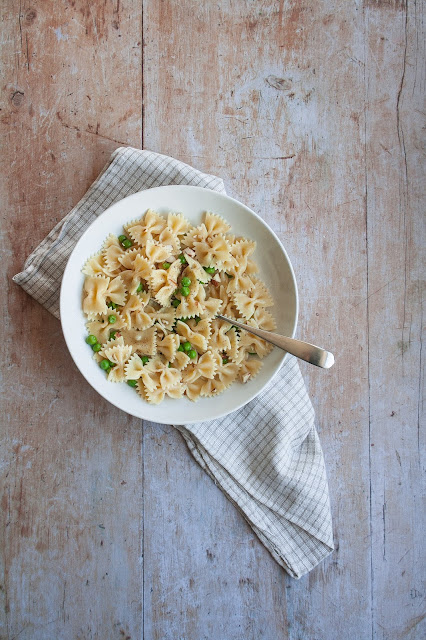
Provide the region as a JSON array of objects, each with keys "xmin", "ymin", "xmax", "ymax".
[
  {"xmin": 365, "ymin": 1, "xmax": 426, "ymax": 638},
  {"xmin": 142, "ymin": 1, "xmax": 371, "ymax": 638},
  {"xmin": 0, "ymin": 1, "xmax": 143, "ymax": 638},
  {"xmin": 142, "ymin": 423, "xmax": 288, "ymax": 640}
]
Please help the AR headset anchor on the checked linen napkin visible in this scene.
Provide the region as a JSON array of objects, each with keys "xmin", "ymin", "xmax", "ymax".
[{"xmin": 13, "ymin": 147, "xmax": 334, "ymax": 578}]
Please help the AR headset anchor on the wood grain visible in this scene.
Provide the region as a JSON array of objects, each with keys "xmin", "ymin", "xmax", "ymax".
[
  {"xmin": 1, "ymin": 1, "xmax": 143, "ymax": 638},
  {"xmin": 143, "ymin": 1, "xmax": 372, "ymax": 638},
  {"xmin": 1, "ymin": 0, "xmax": 424, "ymax": 638},
  {"xmin": 365, "ymin": 1, "xmax": 425, "ymax": 638}
]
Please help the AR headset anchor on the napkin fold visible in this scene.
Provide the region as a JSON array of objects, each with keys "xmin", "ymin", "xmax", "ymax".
[{"xmin": 13, "ymin": 147, "xmax": 333, "ymax": 578}]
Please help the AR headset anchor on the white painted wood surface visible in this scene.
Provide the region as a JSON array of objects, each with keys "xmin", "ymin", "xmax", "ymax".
[{"xmin": 1, "ymin": 1, "xmax": 424, "ymax": 638}]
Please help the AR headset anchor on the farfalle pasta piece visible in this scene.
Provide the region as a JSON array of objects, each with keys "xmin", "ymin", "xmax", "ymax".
[
  {"xmin": 157, "ymin": 333, "xmax": 180, "ymax": 361},
  {"xmin": 102, "ymin": 234, "xmax": 125, "ymax": 273},
  {"xmin": 185, "ymin": 377, "xmax": 205, "ymax": 401},
  {"xmin": 139, "ymin": 370, "xmax": 161, "ymax": 393},
  {"xmin": 98, "ymin": 334, "xmax": 124, "ymax": 356},
  {"xmin": 208, "ymin": 319, "xmax": 231, "ymax": 352},
  {"xmin": 82, "ymin": 253, "xmax": 109, "ymax": 277},
  {"xmin": 154, "ymin": 305, "xmax": 176, "ymax": 331},
  {"xmin": 200, "ymin": 297, "xmax": 223, "ymax": 319},
  {"xmin": 200, "ymin": 377, "xmax": 226, "ymax": 398},
  {"xmin": 245, "ymin": 259, "xmax": 258, "ymax": 276},
  {"xmin": 118, "ymin": 251, "xmax": 153, "ymax": 295},
  {"xmin": 176, "ymin": 319, "xmax": 210, "ymax": 352},
  {"xmin": 216, "ymin": 362, "xmax": 239, "ymax": 388},
  {"xmin": 197, "ymin": 350, "xmax": 219, "ymax": 379},
  {"xmin": 194, "ymin": 235, "xmax": 233, "ymax": 270},
  {"xmin": 83, "ymin": 275, "xmax": 110, "ymax": 316},
  {"xmin": 182, "ymin": 255, "xmax": 213, "ymax": 284},
  {"xmin": 175, "ymin": 299, "xmax": 202, "ymax": 319},
  {"xmin": 150, "ymin": 259, "xmax": 181, "ymax": 305},
  {"xmin": 124, "ymin": 353, "xmax": 145, "ymax": 380},
  {"xmin": 144, "ymin": 379, "xmax": 185, "ymax": 404},
  {"xmin": 106, "ymin": 275, "xmax": 127, "ymax": 306},
  {"xmin": 121, "ymin": 292, "xmax": 150, "ymax": 329},
  {"xmin": 233, "ymin": 281, "xmax": 274, "ymax": 319},
  {"xmin": 249, "ymin": 307, "xmax": 277, "ymax": 331},
  {"xmin": 157, "ymin": 227, "xmax": 180, "ymax": 253},
  {"xmin": 225, "ymin": 272, "xmax": 253, "ymax": 294},
  {"xmin": 181, "ymin": 364, "xmax": 202, "ymax": 384},
  {"xmin": 166, "ymin": 383, "xmax": 185, "ymax": 399},
  {"xmin": 170, "ymin": 351, "xmax": 191, "ymax": 371},
  {"xmin": 145, "ymin": 238, "xmax": 174, "ymax": 264},
  {"xmin": 167, "ymin": 212, "xmax": 190, "ymax": 237},
  {"xmin": 238, "ymin": 356, "xmax": 263, "ymax": 383},
  {"xmin": 229, "ymin": 239, "xmax": 256, "ymax": 274},
  {"xmin": 86, "ymin": 314, "xmax": 124, "ymax": 345},
  {"xmin": 144, "ymin": 386, "xmax": 166, "ymax": 404},
  {"xmin": 102, "ymin": 339, "xmax": 133, "ymax": 382},
  {"xmin": 204, "ymin": 211, "xmax": 231, "ymax": 236},
  {"xmin": 119, "ymin": 327, "xmax": 156, "ymax": 354},
  {"xmin": 132, "ymin": 326, "xmax": 157, "ymax": 356},
  {"xmin": 159, "ymin": 366, "xmax": 182, "ymax": 390},
  {"xmin": 126, "ymin": 209, "xmax": 167, "ymax": 246},
  {"xmin": 181, "ymin": 223, "xmax": 209, "ymax": 248},
  {"xmin": 239, "ymin": 331, "xmax": 273, "ymax": 358}
]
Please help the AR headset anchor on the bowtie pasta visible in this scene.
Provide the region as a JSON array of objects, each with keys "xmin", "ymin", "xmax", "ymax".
[{"xmin": 82, "ymin": 209, "xmax": 275, "ymax": 403}]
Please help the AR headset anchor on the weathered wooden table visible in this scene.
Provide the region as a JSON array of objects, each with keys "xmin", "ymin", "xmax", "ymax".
[{"xmin": 1, "ymin": 2, "xmax": 424, "ymax": 639}]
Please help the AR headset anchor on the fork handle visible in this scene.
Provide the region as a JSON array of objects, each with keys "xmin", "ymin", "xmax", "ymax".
[{"xmin": 216, "ymin": 314, "xmax": 335, "ymax": 369}]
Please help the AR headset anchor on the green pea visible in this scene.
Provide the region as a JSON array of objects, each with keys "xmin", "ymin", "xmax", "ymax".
[
  {"xmin": 168, "ymin": 363, "xmax": 172, "ymax": 368},
  {"xmin": 181, "ymin": 276, "xmax": 191, "ymax": 287},
  {"xmin": 181, "ymin": 286, "xmax": 190, "ymax": 297},
  {"xmin": 188, "ymin": 349, "xmax": 197, "ymax": 359},
  {"xmin": 118, "ymin": 235, "xmax": 127, "ymax": 243},
  {"xmin": 100, "ymin": 359, "xmax": 110, "ymax": 370},
  {"xmin": 162, "ymin": 262, "xmax": 171, "ymax": 270},
  {"xmin": 183, "ymin": 341, "xmax": 192, "ymax": 352},
  {"xmin": 222, "ymin": 357, "xmax": 229, "ymax": 364},
  {"xmin": 171, "ymin": 298, "xmax": 181, "ymax": 308},
  {"xmin": 110, "ymin": 330, "xmax": 117, "ymax": 340},
  {"xmin": 178, "ymin": 254, "xmax": 187, "ymax": 264},
  {"xmin": 92, "ymin": 343, "xmax": 102, "ymax": 352},
  {"xmin": 86, "ymin": 335, "xmax": 97, "ymax": 345},
  {"xmin": 194, "ymin": 316, "xmax": 201, "ymax": 324},
  {"xmin": 141, "ymin": 356, "xmax": 149, "ymax": 365},
  {"xmin": 203, "ymin": 266, "xmax": 215, "ymax": 274},
  {"xmin": 108, "ymin": 361, "xmax": 116, "ymax": 367},
  {"xmin": 108, "ymin": 315, "xmax": 116, "ymax": 324},
  {"xmin": 177, "ymin": 344, "xmax": 185, "ymax": 352},
  {"xmin": 122, "ymin": 238, "xmax": 132, "ymax": 249},
  {"xmin": 127, "ymin": 379, "xmax": 137, "ymax": 387},
  {"xmin": 248, "ymin": 352, "xmax": 257, "ymax": 356},
  {"xmin": 136, "ymin": 282, "xmax": 144, "ymax": 293},
  {"xmin": 226, "ymin": 273, "xmax": 234, "ymax": 279}
]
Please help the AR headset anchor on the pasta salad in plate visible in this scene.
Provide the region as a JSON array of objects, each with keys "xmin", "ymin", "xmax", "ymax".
[{"xmin": 81, "ymin": 209, "xmax": 275, "ymax": 404}]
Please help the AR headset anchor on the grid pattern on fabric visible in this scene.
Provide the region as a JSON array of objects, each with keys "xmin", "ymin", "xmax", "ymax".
[
  {"xmin": 12, "ymin": 146, "xmax": 333, "ymax": 579},
  {"xmin": 13, "ymin": 148, "xmax": 226, "ymax": 318}
]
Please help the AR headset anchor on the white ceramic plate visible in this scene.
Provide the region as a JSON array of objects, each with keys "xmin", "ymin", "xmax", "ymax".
[{"xmin": 60, "ymin": 185, "xmax": 298, "ymax": 424}]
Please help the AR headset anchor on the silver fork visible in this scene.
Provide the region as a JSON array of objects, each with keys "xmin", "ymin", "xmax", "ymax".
[{"xmin": 216, "ymin": 314, "xmax": 335, "ymax": 369}]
